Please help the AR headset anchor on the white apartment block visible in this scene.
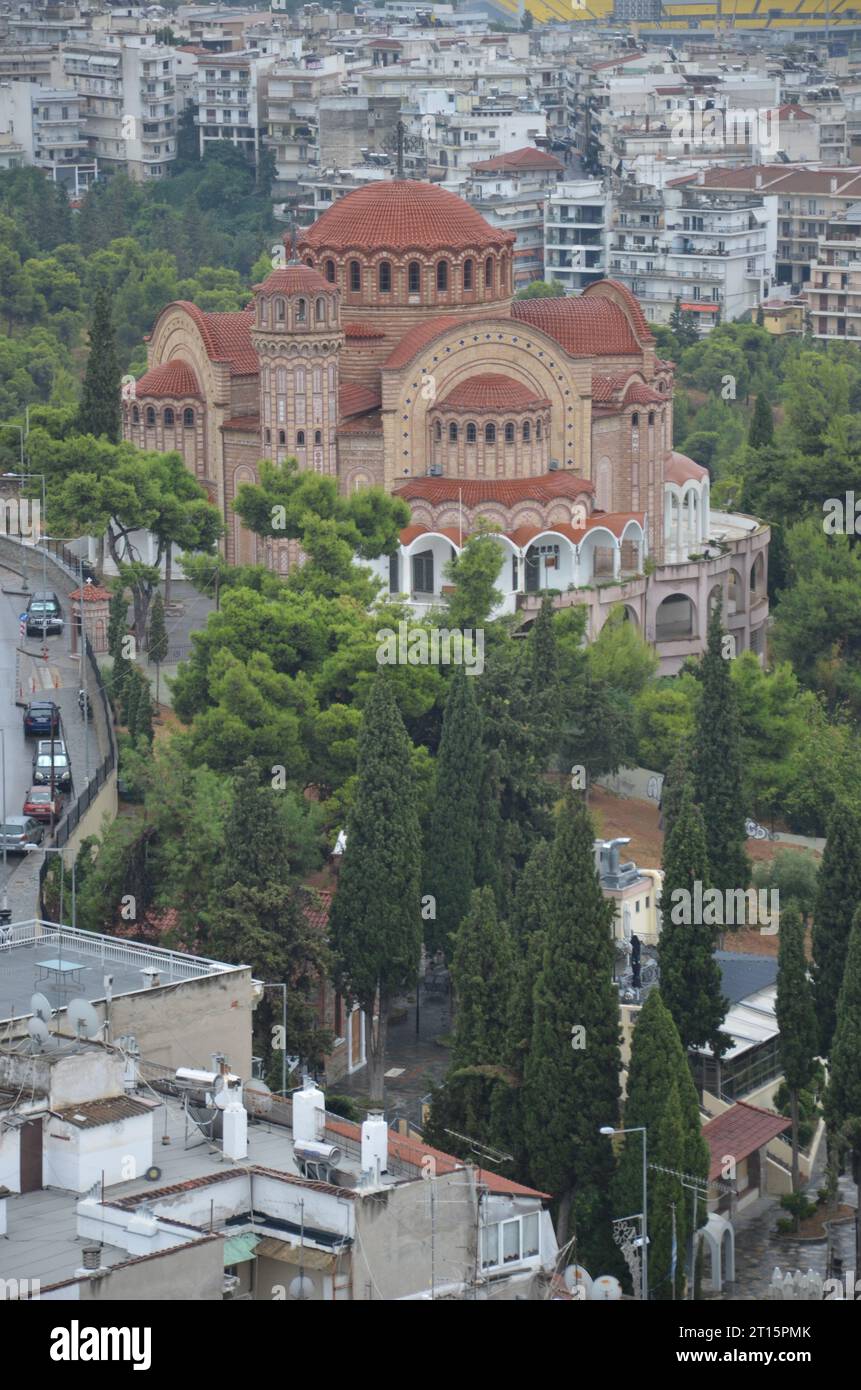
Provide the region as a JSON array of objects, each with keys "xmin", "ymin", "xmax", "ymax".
[
  {"xmin": 805, "ymin": 201, "xmax": 861, "ymax": 344},
  {"xmin": 0, "ymin": 82, "xmax": 97, "ymax": 196},
  {"xmin": 544, "ymin": 179, "xmax": 609, "ymax": 293},
  {"xmin": 195, "ymin": 52, "xmax": 270, "ymax": 165},
  {"xmin": 63, "ymin": 35, "xmax": 177, "ymax": 182},
  {"xmin": 265, "ymin": 54, "xmax": 345, "ymax": 190}
]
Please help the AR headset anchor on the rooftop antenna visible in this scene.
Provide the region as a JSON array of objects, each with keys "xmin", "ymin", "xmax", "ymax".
[
  {"xmin": 396, "ymin": 119, "xmax": 405, "ymax": 180},
  {"xmin": 444, "ymin": 1129, "xmax": 512, "ymax": 1299}
]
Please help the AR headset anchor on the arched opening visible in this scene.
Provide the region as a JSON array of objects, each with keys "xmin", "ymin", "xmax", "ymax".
[
  {"xmin": 504, "ymin": 422, "xmax": 515, "ymax": 444},
  {"xmin": 449, "ymin": 422, "xmax": 458, "ymax": 444},
  {"xmin": 655, "ymin": 594, "xmax": 697, "ymax": 643},
  {"xmin": 750, "ymin": 553, "xmax": 765, "ymax": 596},
  {"xmin": 145, "ymin": 406, "xmax": 156, "ymax": 426},
  {"xmin": 434, "ymin": 420, "xmax": 442, "ymax": 442},
  {"xmin": 278, "ymin": 430, "xmax": 286, "ymax": 446},
  {"xmin": 314, "ymin": 429, "xmax": 322, "ymax": 446},
  {"xmin": 436, "ymin": 260, "xmax": 449, "ymax": 292},
  {"xmin": 349, "ymin": 260, "xmax": 361, "ymax": 293},
  {"xmin": 275, "ymin": 298, "xmax": 286, "ymax": 322},
  {"xmin": 728, "ymin": 568, "xmax": 744, "ymax": 614},
  {"xmin": 522, "ymin": 421, "xmax": 531, "ymax": 443},
  {"xmin": 485, "ymin": 423, "xmax": 496, "ymax": 444},
  {"xmin": 183, "ymin": 408, "xmax": 195, "ymax": 428},
  {"xmin": 325, "ymin": 259, "xmax": 336, "ymax": 283},
  {"xmin": 315, "ymin": 297, "xmax": 325, "ymax": 322},
  {"xmin": 297, "ymin": 430, "xmax": 305, "ymax": 447},
  {"xmin": 408, "ymin": 261, "xmax": 421, "ymax": 295},
  {"xmin": 296, "ymin": 298, "xmax": 307, "ymax": 324},
  {"xmin": 260, "ymin": 299, "xmax": 269, "ymax": 326},
  {"xmin": 485, "ymin": 257, "xmax": 494, "ymax": 290},
  {"xmin": 164, "ymin": 408, "xmax": 174, "ymax": 427},
  {"xmin": 708, "ymin": 583, "xmax": 723, "ymax": 615},
  {"xmin": 463, "ymin": 258, "xmax": 474, "ymax": 290},
  {"xmin": 305, "ymin": 257, "xmax": 313, "ymax": 269},
  {"xmin": 536, "ymin": 419, "xmax": 542, "ymax": 441},
  {"xmin": 132, "ymin": 406, "xmax": 140, "ymax": 424},
  {"xmin": 264, "ymin": 428, "xmax": 271, "ymax": 444},
  {"xmin": 378, "ymin": 261, "xmax": 391, "ymax": 293},
  {"xmin": 466, "ymin": 423, "xmax": 477, "ymax": 445}
]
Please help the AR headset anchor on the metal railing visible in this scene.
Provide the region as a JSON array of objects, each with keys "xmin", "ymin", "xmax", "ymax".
[{"xmin": 11, "ymin": 919, "xmax": 239, "ymax": 981}]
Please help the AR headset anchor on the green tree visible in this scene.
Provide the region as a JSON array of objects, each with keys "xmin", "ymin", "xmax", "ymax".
[
  {"xmin": 776, "ymin": 906, "xmax": 818, "ymax": 1196},
  {"xmin": 669, "ymin": 298, "xmax": 700, "ymax": 350},
  {"xmin": 329, "ymin": 676, "xmax": 422, "ymax": 1103},
  {"xmin": 691, "ymin": 596, "xmax": 750, "ymax": 897},
  {"xmin": 748, "ymin": 392, "xmax": 774, "ymax": 448},
  {"xmin": 451, "ymin": 885, "xmax": 515, "ymax": 1070},
  {"xmin": 443, "ymin": 525, "xmax": 504, "ymax": 630},
  {"xmin": 514, "ymin": 279, "xmax": 566, "ymax": 299},
  {"xmin": 75, "ymin": 286, "xmax": 121, "ymax": 442},
  {"xmin": 812, "ymin": 801, "xmax": 861, "ymax": 1056},
  {"xmin": 147, "ymin": 589, "xmax": 169, "ymax": 705},
  {"xmin": 135, "ymin": 674, "xmax": 154, "ymax": 743},
  {"xmin": 107, "ymin": 584, "xmax": 129, "ymax": 657},
  {"xmin": 124, "ymin": 666, "xmax": 142, "ymax": 735},
  {"xmin": 523, "ymin": 794, "xmax": 620, "ymax": 1263},
  {"xmin": 424, "ymin": 668, "xmax": 483, "ymax": 955},
  {"xmin": 824, "ymin": 906, "xmax": 861, "ymax": 1217},
  {"xmin": 659, "ymin": 782, "xmax": 727, "ymax": 1054},
  {"xmin": 660, "ymin": 738, "xmax": 691, "ymax": 842}
]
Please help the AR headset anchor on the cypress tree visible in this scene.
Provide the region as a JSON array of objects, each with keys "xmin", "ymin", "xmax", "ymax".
[
  {"xmin": 451, "ymin": 886, "xmax": 515, "ymax": 1070},
  {"xmin": 776, "ymin": 906, "xmax": 817, "ymax": 1194},
  {"xmin": 135, "ymin": 676, "xmax": 154, "ymax": 744},
  {"xmin": 75, "ymin": 286, "xmax": 121, "ymax": 442},
  {"xmin": 614, "ymin": 989, "xmax": 709, "ymax": 1298},
  {"xmin": 220, "ymin": 758, "xmax": 292, "ymax": 893},
  {"xmin": 148, "ymin": 590, "xmax": 169, "ymax": 707},
  {"xmin": 659, "ymin": 782, "xmax": 727, "ymax": 1053},
  {"xmin": 812, "ymin": 801, "xmax": 861, "ymax": 1056},
  {"xmin": 691, "ymin": 595, "xmax": 750, "ymax": 899},
  {"xmin": 529, "ymin": 594, "xmax": 561, "ymax": 763},
  {"xmin": 825, "ymin": 906, "xmax": 861, "ymax": 1217},
  {"xmin": 124, "ymin": 667, "xmax": 141, "ymax": 736},
  {"xmin": 748, "ymin": 393, "xmax": 774, "ymax": 449},
  {"xmin": 659, "ymin": 739, "xmax": 691, "ymax": 842},
  {"xmin": 330, "ymin": 675, "xmax": 422, "ymax": 1104},
  {"xmin": 424, "ymin": 667, "xmax": 483, "ymax": 955},
  {"xmin": 507, "ymin": 839, "xmax": 552, "ymax": 1069},
  {"xmin": 523, "ymin": 793, "xmax": 621, "ymax": 1265},
  {"xmin": 473, "ymin": 747, "xmax": 504, "ymax": 907},
  {"xmin": 107, "ymin": 586, "xmax": 128, "ymax": 657}
]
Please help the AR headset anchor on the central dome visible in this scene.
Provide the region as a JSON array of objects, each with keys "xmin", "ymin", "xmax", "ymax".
[{"xmin": 299, "ymin": 179, "xmax": 512, "ymax": 255}]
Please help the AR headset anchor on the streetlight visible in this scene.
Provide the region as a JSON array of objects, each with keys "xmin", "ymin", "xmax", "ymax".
[
  {"xmin": 39, "ymin": 844, "xmax": 77, "ymax": 931},
  {"xmin": 600, "ymin": 1124, "xmax": 649, "ymax": 1301}
]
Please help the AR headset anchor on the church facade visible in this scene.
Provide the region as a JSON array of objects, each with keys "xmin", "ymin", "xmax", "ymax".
[{"xmin": 123, "ymin": 178, "xmax": 769, "ymax": 671}]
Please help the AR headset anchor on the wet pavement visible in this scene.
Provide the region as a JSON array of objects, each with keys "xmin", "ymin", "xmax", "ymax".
[{"xmin": 334, "ymin": 975, "xmax": 452, "ymax": 1125}]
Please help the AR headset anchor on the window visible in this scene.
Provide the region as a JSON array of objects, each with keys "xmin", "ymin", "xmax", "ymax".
[
  {"xmin": 535, "ymin": 418, "xmax": 542, "ymax": 440},
  {"xmin": 314, "ymin": 430, "xmax": 322, "ymax": 446},
  {"xmin": 278, "ymin": 430, "xmax": 286, "ymax": 445},
  {"xmin": 631, "ymin": 412, "xmax": 639, "ymax": 428},
  {"xmin": 522, "ymin": 1214, "xmax": 539, "ymax": 1258},
  {"xmin": 316, "ymin": 297, "xmax": 325, "ymax": 322},
  {"xmin": 485, "ymin": 256, "xmax": 494, "ymax": 289},
  {"xmin": 504, "ymin": 422, "xmax": 515, "ymax": 444},
  {"xmin": 296, "ymin": 298, "xmax": 306, "ymax": 324},
  {"xmin": 260, "ymin": 299, "xmax": 269, "ymax": 326},
  {"xmin": 412, "ymin": 549, "xmax": 434, "ymax": 594},
  {"xmin": 502, "ymin": 1221, "xmax": 520, "ymax": 1264},
  {"xmin": 463, "ymin": 258, "xmax": 474, "ymax": 290},
  {"xmin": 648, "ymin": 412, "xmax": 655, "ymax": 426},
  {"xmin": 466, "ymin": 422, "xmax": 477, "ymax": 445},
  {"xmin": 434, "ymin": 420, "xmax": 442, "ymax": 442},
  {"xmin": 183, "ymin": 408, "xmax": 195, "ymax": 428},
  {"xmin": 325, "ymin": 259, "xmax": 336, "ymax": 283},
  {"xmin": 297, "ymin": 430, "xmax": 305, "ymax": 446},
  {"xmin": 522, "ymin": 420, "xmax": 531, "ymax": 442},
  {"xmin": 264, "ymin": 428, "xmax": 271, "ymax": 444},
  {"xmin": 437, "ymin": 260, "xmax": 448, "ymax": 292},
  {"xmin": 485, "ymin": 423, "xmax": 496, "ymax": 444},
  {"xmin": 349, "ymin": 260, "xmax": 361, "ymax": 292},
  {"xmin": 275, "ymin": 298, "xmax": 285, "ymax": 322},
  {"xmin": 145, "ymin": 406, "xmax": 156, "ymax": 426},
  {"xmin": 164, "ymin": 408, "xmax": 174, "ymax": 426},
  {"xmin": 408, "ymin": 261, "xmax": 421, "ymax": 294},
  {"xmin": 449, "ymin": 422, "xmax": 458, "ymax": 443},
  {"xmin": 378, "ymin": 260, "xmax": 391, "ymax": 293},
  {"xmin": 132, "ymin": 406, "xmax": 140, "ymax": 424}
]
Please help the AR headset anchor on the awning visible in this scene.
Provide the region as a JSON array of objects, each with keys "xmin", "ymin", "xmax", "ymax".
[
  {"xmin": 254, "ymin": 1237, "xmax": 337, "ymax": 1272},
  {"xmin": 223, "ymin": 1233, "xmax": 260, "ymax": 1267},
  {"xmin": 680, "ymin": 303, "xmax": 719, "ymax": 312}
]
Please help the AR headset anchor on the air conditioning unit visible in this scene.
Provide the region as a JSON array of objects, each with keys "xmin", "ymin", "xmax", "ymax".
[
  {"xmin": 549, "ymin": 459, "xmax": 560, "ymax": 471},
  {"xmin": 428, "ymin": 464, "xmax": 444, "ymax": 476}
]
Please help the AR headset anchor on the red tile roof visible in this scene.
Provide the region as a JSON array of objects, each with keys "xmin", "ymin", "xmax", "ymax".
[
  {"xmin": 383, "ymin": 314, "xmax": 464, "ymax": 369},
  {"xmin": 256, "ymin": 264, "xmax": 333, "ymax": 295},
  {"xmin": 301, "ymin": 887, "xmax": 333, "ymax": 931},
  {"xmin": 221, "ymin": 416, "xmax": 260, "ymax": 432},
  {"xmin": 623, "ymin": 381, "xmax": 664, "ymax": 405},
  {"xmin": 440, "ymin": 373, "xmax": 549, "ymax": 412},
  {"xmin": 339, "ymin": 382, "xmax": 382, "ymax": 418},
  {"xmin": 513, "ymin": 282, "xmax": 649, "ymax": 357},
  {"xmin": 395, "ymin": 473, "xmax": 594, "ymax": 507},
  {"xmin": 667, "ymin": 164, "xmax": 861, "ymax": 197},
  {"xmin": 53, "ymin": 1096, "xmax": 156, "ymax": 1129},
  {"xmin": 69, "ymin": 583, "xmax": 111, "ymax": 602},
  {"xmin": 339, "ymin": 411, "xmax": 382, "ymax": 434},
  {"xmin": 776, "ymin": 103, "xmax": 814, "ymax": 121},
  {"xmin": 299, "ymin": 179, "xmax": 513, "ymax": 255},
  {"xmin": 173, "ymin": 302, "xmax": 258, "ymax": 375},
  {"xmin": 470, "ymin": 146, "xmax": 564, "ymax": 174},
  {"xmin": 134, "ymin": 359, "xmax": 202, "ymax": 399},
  {"xmin": 703, "ymin": 1102, "xmax": 790, "ymax": 1182},
  {"xmin": 666, "ymin": 450, "xmax": 708, "ymax": 485},
  {"xmin": 344, "ymin": 322, "xmax": 386, "ymax": 339}
]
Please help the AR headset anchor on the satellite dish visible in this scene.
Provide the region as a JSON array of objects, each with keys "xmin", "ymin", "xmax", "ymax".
[
  {"xmin": 27, "ymin": 1016, "xmax": 49, "ymax": 1051},
  {"xmin": 288, "ymin": 1274, "xmax": 315, "ymax": 1301},
  {"xmin": 590, "ymin": 1275, "xmax": 623, "ymax": 1301},
  {"xmin": 563, "ymin": 1265, "xmax": 593, "ymax": 1298},
  {"xmin": 66, "ymin": 998, "xmax": 100, "ymax": 1039},
  {"xmin": 30, "ymin": 992, "xmax": 53, "ymax": 1024}
]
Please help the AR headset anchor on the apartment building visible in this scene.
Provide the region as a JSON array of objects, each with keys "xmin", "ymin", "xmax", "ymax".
[
  {"xmin": 544, "ymin": 178, "xmax": 609, "ymax": 293},
  {"xmin": 0, "ymin": 82, "xmax": 97, "ymax": 195},
  {"xmin": 63, "ymin": 34, "xmax": 177, "ymax": 181},
  {"xmin": 805, "ymin": 201, "xmax": 861, "ymax": 343},
  {"xmin": 195, "ymin": 51, "xmax": 269, "ymax": 164},
  {"xmin": 317, "ymin": 93, "xmax": 401, "ymax": 170},
  {"xmin": 266, "ymin": 52, "xmax": 345, "ymax": 191},
  {"xmin": 426, "ymin": 101, "xmax": 547, "ymax": 178},
  {"xmin": 466, "ymin": 145, "xmax": 564, "ymax": 288}
]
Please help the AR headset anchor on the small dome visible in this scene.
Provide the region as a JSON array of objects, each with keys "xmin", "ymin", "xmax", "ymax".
[
  {"xmin": 439, "ymin": 374, "xmax": 549, "ymax": 412},
  {"xmin": 257, "ymin": 265, "xmax": 334, "ymax": 295},
  {"xmin": 134, "ymin": 360, "xmax": 201, "ymax": 398},
  {"xmin": 299, "ymin": 179, "xmax": 512, "ymax": 255}
]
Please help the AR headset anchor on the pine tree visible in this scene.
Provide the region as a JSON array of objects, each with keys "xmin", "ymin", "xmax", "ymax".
[
  {"xmin": 825, "ymin": 906, "xmax": 861, "ymax": 1216},
  {"xmin": 424, "ymin": 668, "xmax": 483, "ymax": 955},
  {"xmin": 135, "ymin": 676, "xmax": 154, "ymax": 744},
  {"xmin": 659, "ymin": 739, "xmax": 690, "ymax": 842},
  {"xmin": 523, "ymin": 793, "xmax": 621, "ymax": 1264},
  {"xmin": 451, "ymin": 886, "xmax": 515, "ymax": 1070},
  {"xmin": 776, "ymin": 906, "xmax": 817, "ymax": 1196},
  {"xmin": 329, "ymin": 675, "xmax": 422, "ymax": 1104},
  {"xmin": 75, "ymin": 286, "xmax": 121, "ymax": 442},
  {"xmin": 659, "ymin": 782, "xmax": 728, "ymax": 1053},
  {"xmin": 691, "ymin": 595, "xmax": 750, "ymax": 899},
  {"xmin": 220, "ymin": 758, "xmax": 292, "ymax": 893},
  {"xmin": 813, "ymin": 801, "xmax": 861, "ymax": 1056},
  {"xmin": 147, "ymin": 591, "xmax": 169, "ymax": 707},
  {"xmin": 107, "ymin": 586, "xmax": 128, "ymax": 657},
  {"xmin": 124, "ymin": 667, "xmax": 141, "ymax": 736},
  {"xmin": 748, "ymin": 393, "xmax": 774, "ymax": 449},
  {"xmin": 614, "ymin": 989, "xmax": 710, "ymax": 1299}
]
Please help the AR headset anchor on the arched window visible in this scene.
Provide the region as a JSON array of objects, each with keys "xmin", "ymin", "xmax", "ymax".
[
  {"xmin": 305, "ymin": 257, "xmax": 314, "ymax": 268},
  {"xmin": 164, "ymin": 407, "xmax": 175, "ymax": 427},
  {"xmin": 278, "ymin": 430, "xmax": 286, "ymax": 445},
  {"xmin": 378, "ymin": 260, "xmax": 391, "ymax": 293},
  {"xmin": 504, "ymin": 422, "xmax": 515, "ymax": 444},
  {"xmin": 349, "ymin": 260, "xmax": 361, "ymax": 292},
  {"xmin": 466, "ymin": 422, "xmax": 477, "ymax": 445},
  {"xmin": 132, "ymin": 406, "xmax": 140, "ymax": 424},
  {"xmin": 648, "ymin": 411, "xmax": 655, "ymax": 426},
  {"xmin": 275, "ymin": 298, "xmax": 285, "ymax": 322},
  {"xmin": 485, "ymin": 423, "xmax": 496, "ymax": 444},
  {"xmin": 434, "ymin": 420, "xmax": 442, "ymax": 442},
  {"xmin": 260, "ymin": 299, "xmax": 269, "ymax": 326},
  {"xmin": 314, "ymin": 429, "xmax": 322, "ymax": 445},
  {"xmin": 296, "ymin": 298, "xmax": 307, "ymax": 324},
  {"xmin": 315, "ymin": 297, "xmax": 324, "ymax": 322},
  {"xmin": 631, "ymin": 412, "xmax": 639, "ymax": 429},
  {"xmin": 297, "ymin": 430, "xmax": 305, "ymax": 447},
  {"xmin": 463, "ymin": 258, "xmax": 474, "ymax": 290},
  {"xmin": 183, "ymin": 408, "xmax": 195, "ymax": 428},
  {"xmin": 264, "ymin": 428, "xmax": 271, "ymax": 444},
  {"xmin": 325, "ymin": 259, "xmax": 336, "ymax": 284},
  {"xmin": 522, "ymin": 420, "xmax": 531, "ymax": 442},
  {"xmin": 436, "ymin": 260, "xmax": 448, "ymax": 292},
  {"xmin": 449, "ymin": 422, "xmax": 458, "ymax": 443},
  {"xmin": 145, "ymin": 406, "xmax": 156, "ymax": 426},
  {"xmin": 485, "ymin": 257, "xmax": 494, "ymax": 290},
  {"xmin": 408, "ymin": 261, "xmax": 421, "ymax": 294},
  {"xmin": 536, "ymin": 418, "xmax": 542, "ymax": 440}
]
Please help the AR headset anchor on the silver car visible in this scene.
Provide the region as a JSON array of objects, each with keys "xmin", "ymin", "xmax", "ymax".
[{"xmin": 0, "ymin": 817, "xmax": 44, "ymax": 853}]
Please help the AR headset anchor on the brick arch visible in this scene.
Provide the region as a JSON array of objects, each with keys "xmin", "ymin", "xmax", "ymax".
[
  {"xmin": 231, "ymin": 464, "xmax": 259, "ymax": 567},
  {"xmin": 509, "ymin": 507, "xmax": 544, "ymax": 528}
]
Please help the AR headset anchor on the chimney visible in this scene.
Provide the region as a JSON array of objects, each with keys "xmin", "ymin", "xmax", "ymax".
[
  {"xmin": 755, "ymin": 173, "xmax": 762, "ymax": 188},
  {"xmin": 221, "ymin": 1079, "xmax": 248, "ymax": 1162},
  {"xmin": 293, "ymin": 1074, "xmax": 325, "ymax": 1143},
  {"xmin": 361, "ymin": 1112, "xmax": 389, "ymax": 1181},
  {"xmin": 82, "ymin": 1245, "xmax": 102, "ymax": 1271},
  {"xmin": 831, "ymin": 176, "xmax": 838, "ymax": 193}
]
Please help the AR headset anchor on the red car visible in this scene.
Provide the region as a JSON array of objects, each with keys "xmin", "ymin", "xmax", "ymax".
[{"xmin": 22, "ymin": 785, "xmax": 63, "ymax": 823}]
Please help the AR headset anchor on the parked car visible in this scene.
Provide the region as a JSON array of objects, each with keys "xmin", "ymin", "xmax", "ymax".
[
  {"xmin": 22, "ymin": 786, "xmax": 63, "ymax": 823},
  {"xmin": 36, "ymin": 738, "xmax": 67, "ymax": 759},
  {"xmin": 23, "ymin": 701, "xmax": 61, "ymax": 736},
  {"xmin": 32, "ymin": 751, "xmax": 72, "ymax": 790},
  {"xmin": 0, "ymin": 817, "xmax": 44, "ymax": 853},
  {"xmin": 25, "ymin": 591, "xmax": 64, "ymax": 637}
]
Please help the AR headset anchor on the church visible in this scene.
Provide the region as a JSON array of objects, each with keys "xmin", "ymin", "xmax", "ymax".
[{"xmin": 123, "ymin": 178, "xmax": 769, "ymax": 671}]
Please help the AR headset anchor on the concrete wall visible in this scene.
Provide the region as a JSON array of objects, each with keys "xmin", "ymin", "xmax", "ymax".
[
  {"xmin": 352, "ymin": 1168, "xmax": 476, "ymax": 1300},
  {"xmin": 106, "ymin": 967, "xmax": 256, "ymax": 1078},
  {"xmin": 63, "ymin": 771, "xmax": 118, "ymax": 858},
  {"xmin": 39, "ymin": 1234, "xmax": 225, "ymax": 1302},
  {"xmin": 43, "ymin": 1111, "xmax": 153, "ymax": 1193}
]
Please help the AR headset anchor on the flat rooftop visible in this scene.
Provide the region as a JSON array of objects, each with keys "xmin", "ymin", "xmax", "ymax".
[{"xmin": 0, "ymin": 919, "xmax": 239, "ymax": 1025}]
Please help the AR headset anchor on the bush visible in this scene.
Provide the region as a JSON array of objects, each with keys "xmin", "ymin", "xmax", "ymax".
[{"xmin": 753, "ymin": 849, "xmax": 819, "ymax": 920}]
